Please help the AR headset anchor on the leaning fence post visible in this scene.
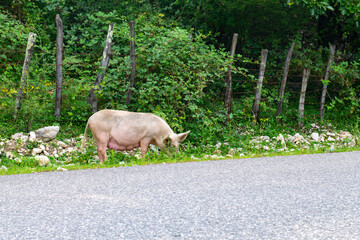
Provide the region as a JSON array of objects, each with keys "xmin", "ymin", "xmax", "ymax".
[
  {"xmin": 126, "ymin": 20, "xmax": 136, "ymax": 106},
  {"xmin": 253, "ymin": 49, "xmax": 268, "ymax": 122},
  {"xmin": 276, "ymin": 41, "xmax": 295, "ymax": 121},
  {"xmin": 87, "ymin": 22, "xmax": 114, "ymax": 112},
  {"xmin": 55, "ymin": 14, "xmax": 63, "ymax": 119},
  {"xmin": 298, "ymin": 68, "xmax": 311, "ymax": 128},
  {"xmin": 14, "ymin": 32, "xmax": 37, "ymax": 120},
  {"xmin": 320, "ymin": 44, "xmax": 336, "ymax": 122},
  {"xmin": 225, "ymin": 33, "xmax": 238, "ymax": 116}
]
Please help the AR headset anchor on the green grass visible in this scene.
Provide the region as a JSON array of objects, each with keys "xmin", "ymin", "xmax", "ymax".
[
  {"xmin": 1, "ymin": 107, "xmax": 359, "ymax": 176},
  {"xmin": 1, "ymin": 137, "xmax": 359, "ymax": 176}
]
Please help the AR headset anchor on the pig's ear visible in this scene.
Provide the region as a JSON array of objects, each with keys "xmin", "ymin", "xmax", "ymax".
[{"xmin": 177, "ymin": 130, "xmax": 190, "ymax": 142}]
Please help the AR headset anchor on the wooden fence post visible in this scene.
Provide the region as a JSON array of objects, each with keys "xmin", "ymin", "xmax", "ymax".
[
  {"xmin": 126, "ymin": 20, "xmax": 136, "ymax": 106},
  {"xmin": 253, "ymin": 49, "xmax": 269, "ymax": 122},
  {"xmin": 55, "ymin": 14, "xmax": 63, "ymax": 119},
  {"xmin": 276, "ymin": 41, "xmax": 295, "ymax": 121},
  {"xmin": 14, "ymin": 32, "xmax": 37, "ymax": 120},
  {"xmin": 298, "ymin": 68, "xmax": 311, "ymax": 128},
  {"xmin": 225, "ymin": 33, "xmax": 238, "ymax": 116},
  {"xmin": 87, "ymin": 22, "xmax": 114, "ymax": 112},
  {"xmin": 320, "ymin": 44, "xmax": 336, "ymax": 122}
]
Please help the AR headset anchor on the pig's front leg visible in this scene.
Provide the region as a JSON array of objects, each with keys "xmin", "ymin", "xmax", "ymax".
[{"xmin": 139, "ymin": 138, "xmax": 152, "ymax": 158}]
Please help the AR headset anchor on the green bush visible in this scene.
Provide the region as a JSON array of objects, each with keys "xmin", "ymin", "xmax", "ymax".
[{"xmin": 1, "ymin": 7, "xmax": 359, "ymax": 143}]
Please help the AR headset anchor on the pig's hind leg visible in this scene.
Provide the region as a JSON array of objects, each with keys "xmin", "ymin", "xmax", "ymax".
[{"xmin": 94, "ymin": 134, "xmax": 109, "ymax": 162}]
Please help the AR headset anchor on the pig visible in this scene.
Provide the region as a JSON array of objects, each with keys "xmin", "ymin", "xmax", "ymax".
[{"xmin": 80, "ymin": 109, "xmax": 190, "ymax": 162}]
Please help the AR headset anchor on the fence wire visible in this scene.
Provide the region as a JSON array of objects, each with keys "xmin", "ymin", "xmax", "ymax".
[{"xmin": 1, "ymin": 48, "xmax": 352, "ymax": 120}]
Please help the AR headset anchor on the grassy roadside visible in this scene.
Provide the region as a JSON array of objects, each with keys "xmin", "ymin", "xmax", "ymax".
[
  {"xmin": 1, "ymin": 147, "xmax": 359, "ymax": 176},
  {"xmin": 1, "ymin": 127, "xmax": 359, "ymax": 175}
]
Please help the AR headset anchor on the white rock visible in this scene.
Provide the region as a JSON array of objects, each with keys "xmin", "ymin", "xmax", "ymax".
[
  {"xmin": 35, "ymin": 155, "xmax": 50, "ymax": 166},
  {"xmin": 17, "ymin": 148, "xmax": 26, "ymax": 153},
  {"xmin": 276, "ymin": 134, "xmax": 286, "ymax": 145},
  {"xmin": 15, "ymin": 133, "xmax": 29, "ymax": 141},
  {"xmin": 228, "ymin": 148, "xmax": 236, "ymax": 155},
  {"xmin": 294, "ymin": 133, "xmax": 302, "ymax": 138},
  {"xmin": 28, "ymin": 131, "xmax": 36, "ymax": 142},
  {"xmin": 213, "ymin": 149, "xmax": 222, "ymax": 154},
  {"xmin": 319, "ymin": 134, "xmax": 326, "ymax": 142},
  {"xmin": 204, "ymin": 154, "xmax": 220, "ymax": 159},
  {"xmin": 263, "ymin": 146, "xmax": 270, "ymax": 151},
  {"xmin": 328, "ymin": 136, "xmax": 335, "ymax": 141},
  {"xmin": 66, "ymin": 147, "xmax": 76, "ymax": 152},
  {"xmin": 35, "ymin": 126, "xmax": 60, "ymax": 142},
  {"xmin": 326, "ymin": 132, "xmax": 336, "ymax": 137},
  {"xmin": 311, "ymin": 123, "xmax": 320, "ymax": 129},
  {"xmin": 260, "ymin": 136, "xmax": 270, "ymax": 142},
  {"xmin": 32, "ymin": 148, "xmax": 43, "ymax": 155},
  {"xmin": 12, "ymin": 132, "xmax": 24, "ymax": 140},
  {"xmin": 288, "ymin": 136, "xmax": 295, "ymax": 143},
  {"xmin": 6, "ymin": 152, "xmax": 14, "ymax": 159},
  {"xmin": 0, "ymin": 165, "xmax": 8, "ymax": 171},
  {"xmin": 60, "ymin": 150, "xmax": 67, "ymax": 155},
  {"xmin": 290, "ymin": 133, "xmax": 304, "ymax": 144},
  {"xmin": 57, "ymin": 167, "xmax": 68, "ymax": 171},
  {"xmin": 311, "ymin": 132, "xmax": 319, "ymax": 141},
  {"xmin": 57, "ymin": 141, "xmax": 67, "ymax": 148},
  {"xmin": 339, "ymin": 131, "xmax": 352, "ymax": 140}
]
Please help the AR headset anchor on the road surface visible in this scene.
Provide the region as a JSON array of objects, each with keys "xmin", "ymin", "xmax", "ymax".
[{"xmin": 1, "ymin": 152, "xmax": 360, "ymax": 239}]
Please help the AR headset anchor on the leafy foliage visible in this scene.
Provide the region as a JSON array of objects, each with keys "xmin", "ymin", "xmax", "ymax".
[
  {"xmin": 0, "ymin": 0, "xmax": 359, "ymax": 146},
  {"xmin": 103, "ymin": 14, "xmax": 231, "ymax": 131}
]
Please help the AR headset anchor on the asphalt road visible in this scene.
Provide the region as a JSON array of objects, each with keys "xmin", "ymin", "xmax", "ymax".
[{"xmin": 1, "ymin": 152, "xmax": 360, "ymax": 239}]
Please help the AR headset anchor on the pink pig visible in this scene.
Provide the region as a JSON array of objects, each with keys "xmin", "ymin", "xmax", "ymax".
[{"xmin": 81, "ymin": 110, "xmax": 190, "ymax": 162}]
